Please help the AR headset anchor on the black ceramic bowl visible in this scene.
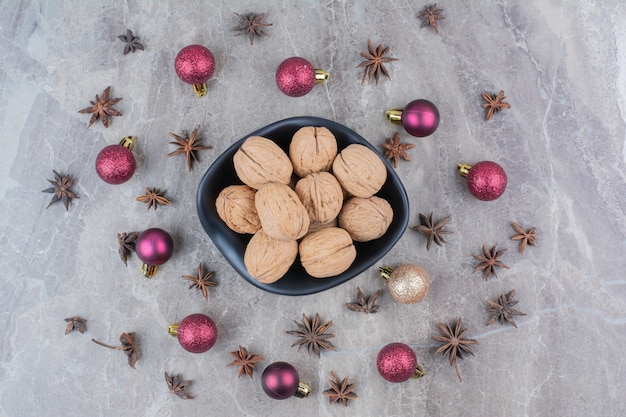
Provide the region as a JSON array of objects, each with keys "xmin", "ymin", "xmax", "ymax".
[{"xmin": 197, "ymin": 116, "xmax": 409, "ymax": 296}]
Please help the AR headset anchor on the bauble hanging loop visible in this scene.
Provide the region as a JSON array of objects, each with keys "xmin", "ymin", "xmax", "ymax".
[
  {"xmin": 174, "ymin": 45, "xmax": 216, "ymax": 98},
  {"xmin": 275, "ymin": 57, "xmax": 329, "ymax": 97},
  {"xmin": 377, "ymin": 342, "xmax": 425, "ymax": 383},
  {"xmin": 457, "ymin": 161, "xmax": 507, "ymax": 201},
  {"xmin": 95, "ymin": 136, "xmax": 137, "ymax": 184},
  {"xmin": 386, "ymin": 99, "xmax": 440, "ymax": 137},
  {"xmin": 261, "ymin": 362, "xmax": 311, "ymax": 400},
  {"xmin": 379, "ymin": 264, "xmax": 430, "ymax": 304},
  {"xmin": 135, "ymin": 228, "xmax": 174, "ymax": 277},
  {"xmin": 168, "ymin": 313, "xmax": 217, "ymax": 354}
]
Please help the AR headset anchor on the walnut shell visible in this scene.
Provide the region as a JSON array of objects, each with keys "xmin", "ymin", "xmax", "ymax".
[
  {"xmin": 295, "ymin": 172, "xmax": 343, "ymax": 223},
  {"xmin": 338, "ymin": 196, "xmax": 393, "ymax": 242},
  {"xmin": 255, "ymin": 183, "xmax": 310, "ymax": 241},
  {"xmin": 215, "ymin": 185, "xmax": 261, "ymax": 234},
  {"xmin": 289, "ymin": 126, "xmax": 338, "ymax": 177},
  {"xmin": 233, "ymin": 136, "xmax": 293, "ymax": 189},
  {"xmin": 299, "ymin": 227, "xmax": 356, "ymax": 278},
  {"xmin": 332, "ymin": 144, "xmax": 387, "ymax": 198},
  {"xmin": 244, "ymin": 229, "xmax": 298, "ymax": 284}
]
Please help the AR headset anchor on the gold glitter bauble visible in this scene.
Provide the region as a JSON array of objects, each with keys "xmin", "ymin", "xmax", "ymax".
[{"xmin": 384, "ymin": 264, "xmax": 430, "ymax": 304}]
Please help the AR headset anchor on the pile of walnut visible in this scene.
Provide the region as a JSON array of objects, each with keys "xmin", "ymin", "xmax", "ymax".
[{"xmin": 215, "ymin": 126, "xmax": 393, "ymax": 283}]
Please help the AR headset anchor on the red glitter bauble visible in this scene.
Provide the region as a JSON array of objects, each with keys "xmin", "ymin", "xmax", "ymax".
[
  {"xmin": 275, "ymin": 57, "xmax": 316, "ymax": 97},
  {"xmin": 175, "ymin": 45, "xmax": 215, "ymax": 85},
  {"xmin": 176, "ymin": 313, "xmax": 217, "ymax": 354},
  {"xmin": 402, "ymin": 99, "xmax": 440, "ymax": 137},
  {"xmin": 95, "ymin": 144, "xmax": 136, "ymax": 184},
  {"xmin": 466, "ymin": 161, "xmax": 507, "ymax": 201},
  {"xmin": 377, "ymin": 342, "xmax": 417, "ymax": 383},
  {"xmin": 261, "ymin": 362, "xmax": 300, "ymax": 400}
]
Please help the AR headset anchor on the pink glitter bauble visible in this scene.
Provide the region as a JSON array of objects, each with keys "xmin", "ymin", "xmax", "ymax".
[
  {"xmin": 466, "ymin": 161, "xmax": 507, "ymax": 201},
  {"xmin": 377, "ymin": 342, "xmax": 417, "ymax": 383},
  {"xmin": 261, "ymin": 362, "xmax": 299, "ymax": 400},
  {"xmin": 95, "ymin": 144, "xmax": 136, "ymax": 184},
  {"xmin": 135, "ymin": 228, "xmax": 174, "ymax": 266},
  {"xmin": 402, "ymin": 99, "xmax": 440, "ymax": 137},
  {"xmin": 174, "ymin": 45, "xmax": 215, "ymax": 85},
  {"xmin": 275, "ymin": 57, "xmax": 316, "ymax": 97},
  {"xmin": 176, "ymin": 313, "xmax": 217, "ymax": 354}
]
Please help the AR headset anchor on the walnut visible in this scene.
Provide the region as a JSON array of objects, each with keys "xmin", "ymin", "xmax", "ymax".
[
  {"xmin": 289, "ymin": 126, "xmax": 338, "ymax": 177},
  {"xmin": 244, "ymin": 229, "xmax": 298, "ymax": 283},
  {"xmin": 338, "ymin": 196, "xmax": 393, "ymax": 242},
  {"xmin": 233, "ymin": 136, "xmax": 293, "ymax": 189},
  {"xmin": 332, "ymin": 144, "xmax": 387, "ymax": 198},
  {"xmin": 295, "ymin": 172, "xmax": 343, "ymax": 223},
  {"xmin": 255, "ymin": 183, "xmax": 310, "ymax": 241},
  {"xmin": 215, "ymin": 185, "xmax": 261, "ymax": 234},
  {"xmin": 299, "ymin": 227, "xmax": 357, "ymax": 278},
  {"xmin": 307, "ymin": 218, "xmax": 338, "ymax": 235}
]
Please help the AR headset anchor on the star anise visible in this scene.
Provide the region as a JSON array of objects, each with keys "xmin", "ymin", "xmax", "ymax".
[
  {"xmin": 64, "ymin": 316, "xmax": 87, "ymax": 335},
  {"xmin": 511, "ymin": 222, "xmax": 537, "ymax": 254},
  {"xmin": 233, "ymin": 12, "xmax": 272, "ymax": 45},
  {"xmin": 286, "ymin": 313, "xmax": 336, "ymax": 357},
  {"xmin": 356, "ymin": 39, "xmax": 399, "ymax": 85},
  {"xmin": 42, "ymin": 170, "xmax": 79, "ymax": 211},
  {"xmin": 322, "ymin": 371, "xmax": 358, "ymax": 407},
  {"xmin": 167, "ymin": 125, "xmax": 213, "ymax": 171},
  {"xmin": 482, "ymin": 90, "xmax": 511, "ymax": 120},
  {"xmin": 472, "ymin": 244, "xmax": 509, "ymax": 280},
  {"xmin": 165, "ymin": 372, "xmax": 194, "ymax": 399},
  {"xmin": 382, "ymin": 132, "xmax": 415, "ymax": 168},
  {"xmin": 410, "ymin": 212, "xmax": 453, "ymax": 250},
  {"xmin": 92, "ymin": 332, "xmax": 138, "ymax": 369},
  {"xmin": 135, "ymin": 187, "xmax": 172, "ymax": 211},
  {"xmin": 346, "ymin": 287, "xmax": 381, "ymax": 314},
  {"xmin": 228, "ymin": 345, "xmax": 264, "ymax": 378},
  {"xmin": 486, "ymin": 289, "xmax": 526, "ymax": 328},
  {"xmin": 78, "ymin": 86, "xmax": 122, "ymax": 128},
  {"xmin": 418, "ymin": 4, "xmax": 445, "ymax": 34},
  {"xmin": 117, "ymin": 231, "xmax": 139, "ymax": 266},
  {"xmin": 183, "ymin": 263, "xmax": 217, "ymax": 300},
  {"xmin": 432, "ymin": 317, "xmax": 479, "ymax": 382},
  {"xmin": 118, "ymin": 29, "xmax": 144, "ymax": 55}
]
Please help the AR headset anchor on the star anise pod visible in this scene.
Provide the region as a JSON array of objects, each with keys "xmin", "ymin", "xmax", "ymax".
[
  {"xmin": 167, "ymin": 125, "xmax": 213, "ymax": 171},
  {"xmin": 322, "ymin": 371, "xmax": 358, "ymax": 407},
  {"xmin": 382, "ymin": 132, "xmax": 415, "ymax": 168},
  {"xmin": 486, "ymin": 289, "xmax": 526, "ymax": 328},
  {"xmin": 417, "ymin": 3, "xmax": 445, "ymax": 34},
  {"xmin": 228, "ymin": 345, "xmax": 264, "ymax": 378},
  {"xmin": 410, "ymin": 212, "xmax": 453, "ymax": 250},
  {"xmin": 118, "ymin": 29, "xmax": 144, "ymax": 55},
  {"xmin": 356, "ymin": 39, "xmax": 399, "ymax": 85},
  {"xmin": 42, "ymin": 170, "xmax": 79, "ymax": 211},
  {"xmin": 64, "ymin": 316, "xmax": 87, "ymax": 335},
  {"xmin": 233, "ymin": 12, "xmax": 272, "ymax": 45},
  {"xmin": 511, "ymin": 222, "xmax": 538, "ymax": 254},
  {"xmin": 472, "ymin": 244, "xmax": 509, "ymax": 280},
  {"xmin": 432, "ymin": 317, "xmax": 479, "ymax": 382},
  {"xmin": 286, "ymin": 313, "xmax": 336, "ymax": 357},
  {"xmin": 482, "ymin": 90, "xmax": 511, "ymax": 120},
  {"xmin": 135, "ymin": 187, "xmax": 172, "ymax": 211},
  {"xmin": 165, "ymin": 372, "xmax": 194, "ymax": 399},
  {"xmin": 346, "ymin": 287, "xmax": 381, "ymax": 314},
  {"xmin": 117, "ymin": 231, "xmax": 139, "ymax": 266},
  {"xmin": 92, "ymin": 332, "xmax": 138, "ymax": 369},
  {"xmin": 78, "ymin": 86, "xmax": 122, "ymax": 128},
  {"xmin": 183, "ymin": 263, "xmax": 217, "ymax": 300}
]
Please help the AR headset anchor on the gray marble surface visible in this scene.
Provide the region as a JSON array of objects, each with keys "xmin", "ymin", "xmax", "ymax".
[{"xmin": 1, "ymin": 1, "xmax": 625, "ymax": 416}]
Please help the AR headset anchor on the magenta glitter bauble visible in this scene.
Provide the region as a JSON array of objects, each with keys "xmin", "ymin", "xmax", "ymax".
[
  {"xmin": 95, "ymin": 144, "xmax": 136, "ymax": 184},
  {"xmin": 377, "ymin": 342, "xmax": 417, "ymax": 383},
  {"xmin": 261, "ymin": 362, "xmax": 300, "ymax": 400},
  {"xmin": 174, "ymin": 45, "xmax": 215, "ymax": 85},
  {"xmin": 402, "ymin": 99, "xmax": 440, "ymax": 137},
  {"xmin": 466, "ymin": 161, "xmax": 507, "ymax": 201},
  {"xmin": 276, "ymin": 57, "xmax": 316, "ymax": 97},
  {"xmin": 176, "ymin": 313, "xmax": 217, "ymax": 354},
  {"xmin": 135, "ymin": 228, "xmax": 174, "ymax": 266}
]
